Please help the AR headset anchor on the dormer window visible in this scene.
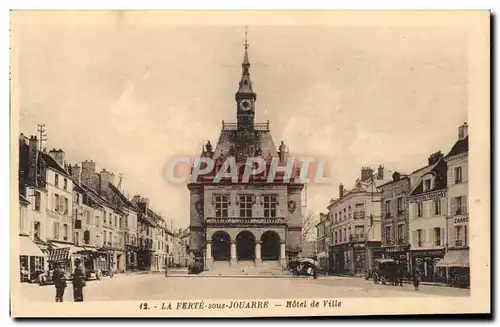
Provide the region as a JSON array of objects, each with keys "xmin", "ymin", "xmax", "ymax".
[{"xmin": 423, "ymin": 178, "xmax": 432, "ymax": 192}]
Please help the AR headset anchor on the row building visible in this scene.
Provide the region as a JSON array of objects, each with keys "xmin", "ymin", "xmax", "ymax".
[
  {"xmin": 17, "ymin": 134, "xmax": 176, "ymax": 283},
  {"xmin": 316, "ymin": 122, "xmax": 469, "ymax": 285}
]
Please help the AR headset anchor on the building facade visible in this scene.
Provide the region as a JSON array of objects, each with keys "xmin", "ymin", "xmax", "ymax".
[
  {"xmin": 408, "ymin": 151, "xmax": 448, "ymax": 283},
  {"xmin": 328, "ymin": 166, "xmax": 388, "ymax": 276},
  {"xmin": 439, "ymin": 123, "xmax": 469, "ymax": 283},
  {"xmin": 379, "ymin": 172, "xmax": 411, "ymax": 271},
  {"xmin": 188, "ymin": 43, "xmax": 304, "ymax": 273}
]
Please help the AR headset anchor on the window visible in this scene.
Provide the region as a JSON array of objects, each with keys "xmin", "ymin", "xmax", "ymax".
[
  {"xmin": 55, "ymin": 174, "xmax": 59, "ymax": 187},
  {"xmin": 417, "ymin": 203, "xmax": 423, "ymax": 217},
  {"xmin": 54, "ymin": 194, "xmax": 60, "ymax": 212},
  {"xmin": 114, "ymin": 216, "xmax": 118, "ymax": 228},
  {"xmin": 434, "ymin": 199, "xmax": 441, "ymax": 215},
  {"xmin": 454, "ymin": 166, "xmax": 462, "ymax": 184},
  {"xmin": 214, "ymin": 195, "xmax": 229, "ymax": 218},
  {"xmin": 334, "ymin": 231, "xmax": 337, "ymax": 243},
  {"xmin": 34, "ymin": 221, "xmax": 40, "ymax": 239},
  {"xmin": 34, "ymin": 191, "xmax": 41, "ymax": 212},
  {"xmin": 423, "ymin": 179, "xmax": 431, "ymax": 192},
  {"xmin": 385, "ymin": 226, "xmax": 392, "ymax": 244},
  {"xmin": 385, "ymin": 200, "xmax": 391, "ymax": 217},
  {"xmin": 343, "ymin": 228, "xmax": 346, "ymax": 241},
  {"xmin": 109, "ymin": 213, "xmax": 112, "ymax": 225},
  {"xmin": 103, "ymin": 231, "xmax": 107, "ymax": 244},
  {"xmin": 119, "ymin": 217, "xmax": 123, "ymax": 229},
  {"xmin": 397, "ymin": 197, "xmax": 403, "ymax": 214},
  {"xmin": 355, "ymin": 225, "xmax": 364, "ymax": 239},
  {"xmin": 397, "ymin": 224, "xmax": 404, "ymax": 244},
  {"xmin": 19, "ymin": 207, "xmax": 26, "ymax": 232},
  {"xmin": 434, "ymin": 227, "xmax": 441, "ymax": 246},
  {"xmin": 75, "ymin": 231, "xmax": 80, "ymax": 245},
  {"xmin": 104, "ymin": 212, "xmax": 107, "ymax": 224},
  {"xmin": 64, "ymin": 197, "xmax": 68, "ymax": 215},
  {"xmin": 125, "ymin": 216, "xmax": 128, "ymax": 228},
  {"xmin": 348, "ymin": 227, "xmax": 351, "ymax": 240},
  {"xmin": 63, "ymin": 178, "xmax": 68, "ymax": 191},
  {"xmin": 334, "ymin": 213, "xmax": 338, "ymax": 223},
  {"xmin": 239, "ymin": 195, "xmax": 252, "ymax": 218},
  {"xmin": 86, "ymin": 211, "xmax": 91, "ymax": 224},
  {"xmin": 416, "ymin": 229, "xmax": 423, "ymax": 247},
  {"xmin": 454, "ymin": 226, "xmax": 468, "ymax": 247},
  {"xmin": 263, "ymin": 195, "xmax": 277, "ymax": 218},
  {"xmin": 96, "ymin": 215, "xmax": 100, "ymax": 227},
  {"xmin": 53, "ymin": 222, "xmax": 60, "ymax": 240},
  {"xmin": 453, "ymin": 196, "xmax": 467, "ymax": 215},
  {"xmin": 76, "ymin": 193, "xmax": 80, "ymax": 204},
  {"xmin": 348, "ymin": 206, "xmax": 352, "ymax": 219},
  {"xmin": 63, "ymin": 224, "xmax": 68, "ymax": 241}
]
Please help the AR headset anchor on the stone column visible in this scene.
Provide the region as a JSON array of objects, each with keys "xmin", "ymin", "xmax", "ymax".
[
  {"xmin": 205, "ymin": 241, "xmax": 212, "ymax": 271},
  {"xmin": 280, "ymin": 241, "xmax": 287, "ymax": 270},
  {"xmin": 255, "ymin": 241, "xmax": 262, "ymax": 266},
  {"xmin": 230, "ymin": 240, "xmax": 237, "ymax": 265}
]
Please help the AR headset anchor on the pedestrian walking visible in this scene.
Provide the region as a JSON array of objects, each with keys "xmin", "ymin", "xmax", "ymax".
[
  {"xmin": 312, "ymin": 265, "xmax": 318, "ymax": 280},
  {"xmin": 412, "ymin": 269, "xmax": 420, "ymax": 291},
  {"xmin": 53, "ymin": 263, "xmax": 66, "ymax": 302},
  {"xmin": 72, "ymin": 258, "xmax": 86, "ymax": 302},
  {"xmin": 164, "ymin": 257, "xmax": 168, "ymax": 278}
]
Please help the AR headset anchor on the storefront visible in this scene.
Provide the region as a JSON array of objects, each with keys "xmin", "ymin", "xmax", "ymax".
[
  {"xmin": 352, "ymin": 244, "xmax": 366, "ymax": 275},
  {"xmin": 411, "ymin": 248, "xmax": 446, "ymax": 282},
  {"xmin": 436, "ymin": 248, "xmax": 469, "ymax": 287},
  {"xmin": 383, "ymin": 245, "xmax": 410, "ymax": 273},
  {"xmin": 329, "ymin": 245, "xmax": 347, "ymax": 274},
  {"xmin": 19, "ymin": 236, "xmax": 46, "ymax": 283}
]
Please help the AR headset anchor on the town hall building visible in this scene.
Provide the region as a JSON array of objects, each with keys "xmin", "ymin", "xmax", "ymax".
[{"xmin": 187, "ymin": 39, "xmax": 304, "ymax": 274}]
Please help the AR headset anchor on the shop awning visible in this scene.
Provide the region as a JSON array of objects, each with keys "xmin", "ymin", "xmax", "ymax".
[
  {"xmin": 436, "ymin": 249, "xmax": 469, "ymax": 268},
  {"xmin": 48, "ymin": 247, "xmax": 70, "ymax": 262},
  {"xmin": 19, "ymin": 236, "xmax": 46, "ymax": 257}
]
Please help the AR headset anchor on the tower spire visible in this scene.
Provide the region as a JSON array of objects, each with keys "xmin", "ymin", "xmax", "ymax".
[{"xmin": 236, "ymin": 26, "xmax": 255, "ymax": 97}]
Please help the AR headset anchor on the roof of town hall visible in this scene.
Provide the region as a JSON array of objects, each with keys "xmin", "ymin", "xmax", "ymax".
[{"xmin": 211, "ymin": 128, "xmax": 280, "ymax": 161}]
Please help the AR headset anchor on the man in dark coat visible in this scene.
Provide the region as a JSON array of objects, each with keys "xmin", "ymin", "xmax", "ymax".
[
  {"xmin": 72, "ymin": 258, "xmax": 86, "ymax": 302},
  {"xmin": 53, "ymin": 263, "xmax": 66, "ymax": 302}
]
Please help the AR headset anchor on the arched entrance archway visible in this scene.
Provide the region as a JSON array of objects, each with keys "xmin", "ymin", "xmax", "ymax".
[
  {"xmin": 211, "ymin": 231, "xmax": 231, "ymax": 261},
  {"xmin": 236, "ymin": 231, "xmax": 255, "ymax": 260},
  {"xmin": 261, "ymin": 231, "xmax": 281, "ymax": 260}
]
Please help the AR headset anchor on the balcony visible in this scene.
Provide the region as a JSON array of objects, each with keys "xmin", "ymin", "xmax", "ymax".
[
  {"xmin": 222, "ymin": 121, "xmax": 270, "ymax": 132},
  {"xmin": 205, "ymin": 217, "xmax": 286, "ymax": 226}
]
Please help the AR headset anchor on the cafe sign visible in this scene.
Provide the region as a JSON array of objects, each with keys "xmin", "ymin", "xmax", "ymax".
[
  {"xmin": 453, "ymin": 216, "xmax": 468, "ymax": 224},
  {"xmin": 409, "ymin": 190, "xmax": 447, "ymax": 203},
  {"xmin": 412, "ymin": 249, "xmax": 445, "ymax": 258}
]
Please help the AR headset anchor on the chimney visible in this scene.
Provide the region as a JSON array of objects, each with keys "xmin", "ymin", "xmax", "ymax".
[
  {"xmin": 70, "ymin": 164, "xmax": 81, "ymax": 183},
  {"xmin": 48, "ymin": 149, "xmax": 66, "ymax": 168},
  {"xmin": 80, "ymin": 160, "xmax": 95, "ymax": 187},
  {"xmin": 428, "ymin": 151, "xmax": 444, "ymax": 166},
  {"xmin": 392, "ymin": 172, "xmax": 401, "ymax": 181},
  {"xmin": 377, "ymin": 165, "xmax": 384, "ymax": 180},
  {"xmin": 361, "ymin": 166, "xmax": 374, "ymax": 182},
  {"xmin": 132, "ymin": 195, "xmax": 141, "ymax": 205},
  {"xmin": 100, "ymin": 169, "xmax": 111, "ymax": 195},
  {"xmin": 109, "ymin": 172, "xmax": 115, "ymax": 186},
  {"xmin": 458, "ymin": 122, "xmax": 468, "ymax": 140},
  {"xmin": 19, "ymin": 133, "xmax": 27, "ymax": 145},
  {"xmin": 141, "ymin": 198, "xmax": 149, "ymax": 212},
  {"xmin": 339, "ymin": 183, "xmax": 344, "ymax": 198},
  {"xmin": 28, "ymin": 135, "xmax": 39, "ymax": 183}
]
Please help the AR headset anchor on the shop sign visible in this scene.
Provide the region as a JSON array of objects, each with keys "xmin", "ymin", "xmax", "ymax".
[
  {"xmin": 453, "ymin": 217, "xmax": 468, "ymax": 224},
  {"xmin": 412, "ymin": 249, "xmax": 445, "ymax": 258},
  {"xmin": 353, "ymin": 243, "xmax": 365, "ymax": 249},
  {"xmin": 409, "ymin": 190, "xmax": 446, "ymax": 203},
  {"xmin": 385, "ymin": 246, "xmax": 408, "ymax": 253}
]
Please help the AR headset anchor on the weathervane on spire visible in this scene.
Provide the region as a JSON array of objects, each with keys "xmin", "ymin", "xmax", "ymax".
[{"xmin": 244, "ymin": 26, "xmax": 249, "ymax": 49}]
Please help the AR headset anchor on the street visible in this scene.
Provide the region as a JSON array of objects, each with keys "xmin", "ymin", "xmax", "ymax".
[{"xmin": 18, "ymin": 273, "xmax": 469, "ymax": 302}]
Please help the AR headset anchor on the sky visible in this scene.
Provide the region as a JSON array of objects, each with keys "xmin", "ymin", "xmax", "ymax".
[{"xmin": 13, "ymin": 13, "xmax": 468, "ymax": 231}]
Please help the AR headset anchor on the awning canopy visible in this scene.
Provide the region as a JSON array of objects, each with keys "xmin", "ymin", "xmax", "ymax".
[
  {"xmin": 436, "ymin": 249, "xmax": 469, "ymax": 268},
  {"xmin": 19, "ymin": 236, "xmax": 46, "ymax": 257}
]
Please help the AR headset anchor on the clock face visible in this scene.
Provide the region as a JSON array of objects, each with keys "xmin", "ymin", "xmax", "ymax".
[{"xmin": 239, "ymin": 99, "xmax": 252, "ymax": 111}]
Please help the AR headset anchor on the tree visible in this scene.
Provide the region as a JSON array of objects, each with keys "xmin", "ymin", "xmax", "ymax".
[{"xmin": 301, "ymin": 212, "xmax": 318, "ymax": 242}]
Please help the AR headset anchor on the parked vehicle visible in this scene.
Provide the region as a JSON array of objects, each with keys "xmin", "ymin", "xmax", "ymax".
[{"xmin": 365, "ymin": 258, "xmax": 403, "ymax": 285}]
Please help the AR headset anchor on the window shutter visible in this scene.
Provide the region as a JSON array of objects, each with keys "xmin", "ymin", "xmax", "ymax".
[
  {"xmin": 463, "ymin": 165, "xmax": 468, "ymax": 183},
  {"xmin": 441, "ymin": 198, "xmax": 446, "ymax": 215},
  {"xmin": 440, "ymin": 228, "xmax": 445, "ymax": 247},
  {"xmin": 462, "ymin": 195, "xmax": 468, "ymax": 214},
  {"xmin": 451, "ymin": 198, "xmax": 456, "ymax": 216},
  {"xmin": 412, "ymin": 231, "xmax": 416, "ymax": 246},
  {"xmin": 464, "ymin": 226, "xmax": 468, "ymax": 246}
]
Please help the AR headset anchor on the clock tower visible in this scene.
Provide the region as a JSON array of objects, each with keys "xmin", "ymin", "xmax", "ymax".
[{"xmin": 235, "ymin": 34, "xmax": 256, "ymax": 132}]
